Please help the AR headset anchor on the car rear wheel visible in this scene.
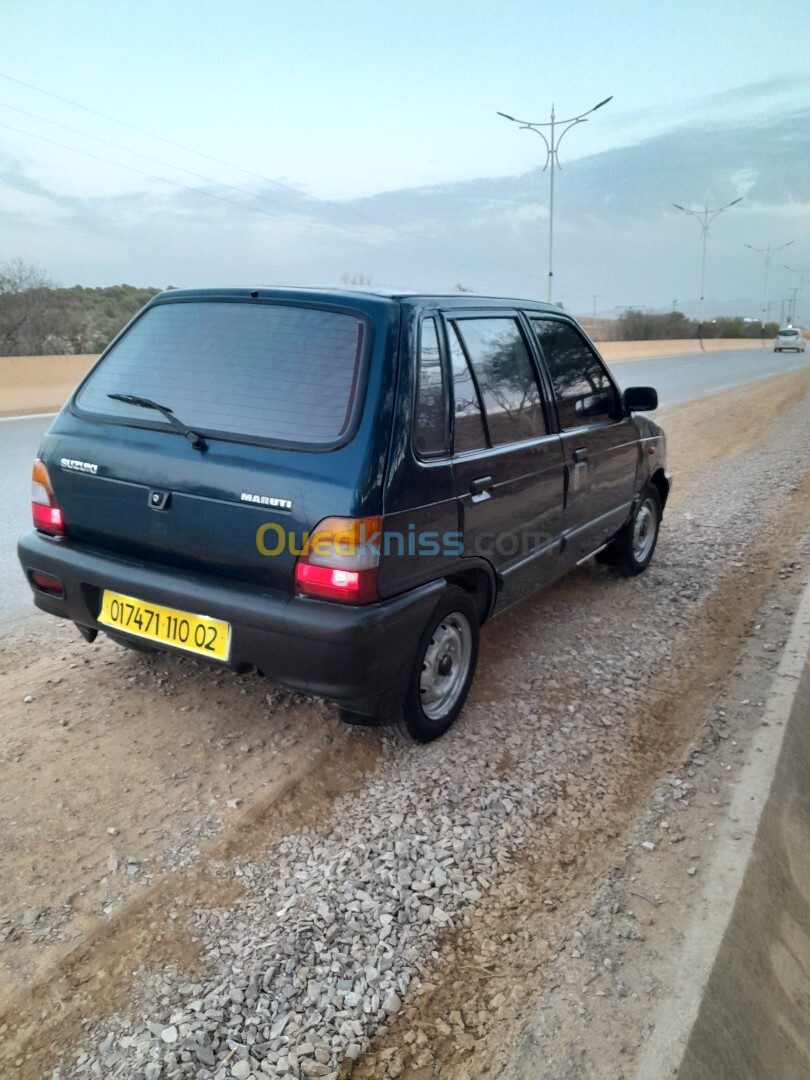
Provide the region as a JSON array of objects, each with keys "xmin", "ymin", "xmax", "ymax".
[
  {"xmin": 396, "ymin": 586, "xmax": 479, "ymax": 743},
  {"xmin": 601, "ymin": 486, "xmax": 662, "ymax": 577}
]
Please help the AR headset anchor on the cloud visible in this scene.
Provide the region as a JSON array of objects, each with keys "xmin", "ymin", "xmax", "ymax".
[{"xmin": 2, "ymin": 90, "xmax": 808, "ymax": 313}]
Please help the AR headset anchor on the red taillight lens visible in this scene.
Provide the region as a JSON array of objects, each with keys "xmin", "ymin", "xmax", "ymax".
[
  {"xmin": 295, "ymin": 562, "xmax": 379, "ymax": 603},
  {"xmin": 295, "ymin": 516, "xmax": 381, "ymax": 604},
  {"xmin": 31, "ymin": 459, "xmax": 67, "ymax": 536},
  {"xmin": 32, "ymin": 503, "xmax": 65, "ymax": 534}
]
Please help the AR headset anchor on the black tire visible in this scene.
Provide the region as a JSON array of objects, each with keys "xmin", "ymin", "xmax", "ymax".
[
  {"xmin": 602, "ymin": 485, "xmax": 662, "ymax": 577},
  {"xmin": 396, "ymin": 586, "xmax": 480, "ymax": 743}
]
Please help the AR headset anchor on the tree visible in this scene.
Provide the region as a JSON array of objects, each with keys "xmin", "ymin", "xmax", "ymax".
[
  {"xmin": 0, "ymin": 258, "xmax": 55, "ymax": 355},
  {"xmin": 0, "ymin": 268, "xmax": 161, "ymax": 355}
]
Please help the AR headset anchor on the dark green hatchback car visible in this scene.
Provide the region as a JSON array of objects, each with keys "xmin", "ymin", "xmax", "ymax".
[{"xmin": 19, "ymin": 287, "xmax": 670, "ymax": 741}]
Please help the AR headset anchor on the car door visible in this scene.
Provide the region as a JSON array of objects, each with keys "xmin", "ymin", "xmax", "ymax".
[
  {"xmin": 528, "ymin": 317, "xmax": 638, "ymax": 562},
  {"xmin": 378, "ymin": 312, "xmax": 460, "ymax": 599},
  {"xmin": 446, "ymin": 312, "xmax": 566, "ymax": 611}
]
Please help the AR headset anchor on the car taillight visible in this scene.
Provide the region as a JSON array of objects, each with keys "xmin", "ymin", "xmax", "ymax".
[
  {"xmin": 31, "ymin": 459, "xmax": 66, "ymax": 536},
  {"xmin": 295, "ymin": 516, "xmax": 382, "ymax": 604}
]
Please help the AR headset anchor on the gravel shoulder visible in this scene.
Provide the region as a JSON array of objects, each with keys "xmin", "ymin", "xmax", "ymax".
[{"xmin": 0, "ymin": 369, "xmax": 808, "ymax": 1079}]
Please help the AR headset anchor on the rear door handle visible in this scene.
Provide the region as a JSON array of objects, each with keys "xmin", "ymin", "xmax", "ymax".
[
  {"xmin": 470, "ymin": 475, "xmax": 493, "ymax": 500},
  {"xmin": 572, "ymin": 448, "xmax": 588, "ymax": 465}
]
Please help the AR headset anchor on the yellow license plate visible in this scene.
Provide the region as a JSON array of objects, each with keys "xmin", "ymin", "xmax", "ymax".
[{"xmin": 98, "ymin": 590, "xmax": 231, "ymax": 662}]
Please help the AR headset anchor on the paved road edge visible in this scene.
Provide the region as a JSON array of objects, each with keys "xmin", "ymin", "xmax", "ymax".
[{"xmin": 633, "ymin": 575, "xmax": 810, "ymax": 1079}]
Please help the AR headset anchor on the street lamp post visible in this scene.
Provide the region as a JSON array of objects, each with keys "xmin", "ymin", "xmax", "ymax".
[
  {"xmin": 673, "ymin": 199, "xmax": 742, "ymax": 349},
  {"xmin": 743, "ymin": 241, "xmax": 794, "ymax": 336},
  {"xmin": 783, "ymin": 264, "xmax": 809, "ymax": 324},
  {"xmin": 785, "ymin": 287, "xmax": 799, "ymax": 324},
  {"xmin": 497, "ymin": 96, "xmax": 612, "ymax": 304}
]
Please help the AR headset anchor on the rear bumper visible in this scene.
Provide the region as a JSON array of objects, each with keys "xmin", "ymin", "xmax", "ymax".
[{"xmin": 17, "ymin": 531, "xmax": 444, "ymax": 719}]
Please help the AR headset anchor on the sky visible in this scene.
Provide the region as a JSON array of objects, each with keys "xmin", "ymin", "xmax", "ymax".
[{"xmin": 1, "ymin": 0, "xmax": 809, "ymax": 319}]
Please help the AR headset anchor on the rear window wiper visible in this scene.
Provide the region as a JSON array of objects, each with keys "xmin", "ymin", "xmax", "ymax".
[{"xmin": 107, "ymin": 394, "xmax": 207, "ymax": 451}]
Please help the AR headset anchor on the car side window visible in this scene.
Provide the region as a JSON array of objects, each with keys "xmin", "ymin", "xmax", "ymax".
[
  {"xmin": 413, "ymin": 317, "xmax": 448, "ymax": 457},
  {"xmin": 454, "ymin": 317, "xmax": 547, "ymax": 446},
  {"xmin": 530, "ymin": 318, "xmax": 618, "ymax": 429},
  {"xmin": 448, "ymin": 323, "xmax": 488, "ymax": 454}
]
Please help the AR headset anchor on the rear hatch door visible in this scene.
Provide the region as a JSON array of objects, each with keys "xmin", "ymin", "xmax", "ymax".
[{"xmin": 40, "ymin": 291, "xmax": 397, "ymax": 594}]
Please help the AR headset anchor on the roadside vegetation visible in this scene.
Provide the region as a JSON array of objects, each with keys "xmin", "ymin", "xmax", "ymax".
[
  {"xmin": 588, "ymin": 308, "xmax": 780, "ymax": 341},
  {"xmin": 0, "ymin": 258, "xmax": 784, "ymax": 357},
  {"xmin": 613, "ymin": 308, "xmax": 779, "ymax": 340},
  {"xmin": 0, "ymin": 259, "xmax": 160, "ymax": 356}
]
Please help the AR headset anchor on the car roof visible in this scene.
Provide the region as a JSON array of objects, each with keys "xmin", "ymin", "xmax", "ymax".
[{"xmin": 147, "ymin": 286, "xmax": 565, "ymax": 315}]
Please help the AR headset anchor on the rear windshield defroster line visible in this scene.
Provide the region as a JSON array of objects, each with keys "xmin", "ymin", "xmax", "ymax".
[{"xmin": 74, "ymin": 300, "xmax": 368, "ymax": 449}]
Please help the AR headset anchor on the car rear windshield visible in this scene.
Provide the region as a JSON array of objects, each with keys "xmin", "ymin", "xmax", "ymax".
[
  {"xmin": 778, "ymin": 329, "xmax": 798, "ymax": 336},
  {"xmin": 75, "ymin": 300, "xmax": 367, "ymax": 447}
]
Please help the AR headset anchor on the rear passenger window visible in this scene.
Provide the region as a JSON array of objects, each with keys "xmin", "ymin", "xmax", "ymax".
[
  {"xmin": 413, "ymin": 318, "xmax": 448, "ymax": 457},
  {"xmin": 454, "ymin": 318, "xmax": 547, "ymax": 445},
  {"xmin": 448, "ymin": 325, "xmax": 488, "ymax": 454},
  {"xmin": 531, "ymin": 319, "xmax": 617, "ymax": 429}
]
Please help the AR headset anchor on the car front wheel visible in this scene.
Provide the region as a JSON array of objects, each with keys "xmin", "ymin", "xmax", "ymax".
[{"xmin": 397, "ymin": 585, "xmax": 480, "ymax": 743}]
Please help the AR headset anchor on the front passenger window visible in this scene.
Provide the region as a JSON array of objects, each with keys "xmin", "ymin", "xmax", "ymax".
[{"xmin": 531, "ymin": 319, "xmax": 617, "ymax": 429}]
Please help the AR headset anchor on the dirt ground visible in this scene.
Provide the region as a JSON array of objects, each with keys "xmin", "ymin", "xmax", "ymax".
[
  {"xmin": 0, "ymin": 640, "xmax": 380, "ymax": 994},
  {"xmin": 0, "ymin": 368, "xmax": 808, "ymax": 1077}
]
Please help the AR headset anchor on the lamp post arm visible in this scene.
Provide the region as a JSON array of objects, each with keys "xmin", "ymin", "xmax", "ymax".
[
  {"xmin": 517, "ymin": 125, "xmax": 552, "ymax": 166},
  {"xmin": 706, "ymin": 199, "xmax": 740, "ymax": 229},
  {"xmin": 554, "ymin": 96, "xmax": 613, "ymax": 125},
  {"xmin": 553, "ymin": 116, "xmax": 589, "ymax": 164},
  {"xmin": 673, "ymin": 205, "xmax": 704, "ymax": 232}
]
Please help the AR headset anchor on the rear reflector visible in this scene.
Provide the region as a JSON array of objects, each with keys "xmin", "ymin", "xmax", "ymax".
[{"xmin": 30, "ymin": 570, "xmax": 64, "ymax": 597}]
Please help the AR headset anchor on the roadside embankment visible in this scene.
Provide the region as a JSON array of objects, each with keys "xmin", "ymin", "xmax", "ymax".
[
  {"xmin": 0, "ymin": 354, "xmax": 98, "ymax": 418},
  {"xmin": 0, "ymin": 339, "xmax": 769, "ymax": 417},
  {"xmin": 598, "ymin": 337, "xmax": 766, "ymax": 362}
]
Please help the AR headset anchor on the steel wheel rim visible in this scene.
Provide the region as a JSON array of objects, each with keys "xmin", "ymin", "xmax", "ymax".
[
  {"xmin": 419, "ymin": 612, "xmax": 473, "ymax": 720},
  {"xmin": 633, "ymin": 497, "xmax": 657, "ymax": 563}
]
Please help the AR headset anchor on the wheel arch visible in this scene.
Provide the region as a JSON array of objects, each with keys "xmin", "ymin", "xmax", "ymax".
[
  {"xmin": 444, "ymin": 563, "xmax": 497, "ymax": 625},
  {"xmin": 649, "ymin": 467, "xmax": 671, "ymax": 510}
]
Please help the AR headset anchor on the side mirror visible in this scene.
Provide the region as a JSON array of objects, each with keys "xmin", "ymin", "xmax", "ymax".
[{"xmin": 623, "ymin": 386, "xmax": 658, "ymax": 412}]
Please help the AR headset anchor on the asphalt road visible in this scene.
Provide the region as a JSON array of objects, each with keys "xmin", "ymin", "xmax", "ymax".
[
  {"xmin": 610, "ymin": 344, "xmax": 809, "ymax": 408},
  {"xmin": 1, "ymin": 414, "xmax": 55, "ymax": 632},
  {"xmin": 2, "ymin": 347, "xmax": 808, "ymax": 630}
]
